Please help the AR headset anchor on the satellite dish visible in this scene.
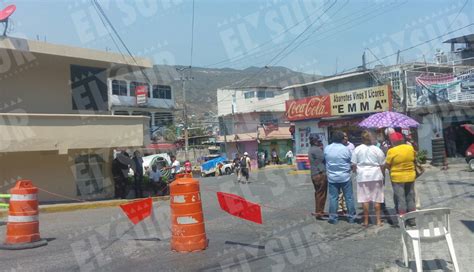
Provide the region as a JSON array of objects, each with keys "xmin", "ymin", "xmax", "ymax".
[{"xmin": 0, "ymin": 4, "xmax": 16, "ymax": 36}]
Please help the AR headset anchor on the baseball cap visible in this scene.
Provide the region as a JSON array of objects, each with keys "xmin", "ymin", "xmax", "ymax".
[
  {"xmin": 389, "ymin": 132, "xmax": 404, "ymax": 143},
  {"xmin": 243, "ymin": 152, "xmax": 249, "ymax": 156}
]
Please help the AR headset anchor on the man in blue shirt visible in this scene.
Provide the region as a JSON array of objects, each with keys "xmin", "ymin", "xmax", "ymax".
[{"xmin": 324, "ymin": 130, "xmax": 356, "ymax": 224}]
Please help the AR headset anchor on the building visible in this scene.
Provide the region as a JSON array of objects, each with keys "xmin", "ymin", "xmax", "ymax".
[
  {"xmin": 0, "ymin": 37, "xmax": 152, "ymax": 202},
  {"xmin": 108, "ymin": 68, "xmax": 175, "ymax": 140},
  {"xmin": 283, "ymin": 70, "xmax": 393, "ymax": 169},
  {"xmin": 373, "ymin": 60, "xmax": 473, "ymax": 159},
  {"xmin": 217, "ymin": 86, "xmax": 292, "ymax": 162}
]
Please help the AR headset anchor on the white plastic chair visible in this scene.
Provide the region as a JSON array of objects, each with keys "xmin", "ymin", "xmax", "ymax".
[{"xmin": 399, "ymin": 208, "xmax": 460, "ymax": 272}]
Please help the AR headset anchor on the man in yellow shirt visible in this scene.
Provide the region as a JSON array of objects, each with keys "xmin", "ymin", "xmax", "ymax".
[{"xmin": 385, "ymin": 132, "xmax": 416, "ymax": 216}]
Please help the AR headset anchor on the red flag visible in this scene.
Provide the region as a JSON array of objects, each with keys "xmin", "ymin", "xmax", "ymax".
[
  {"xmin": 216, "ymin": 192, "xmax": 262, "ymax": 224},
  {"xmin": 119, "ymin": 198, "xmax": 153, "ymax": 225}
]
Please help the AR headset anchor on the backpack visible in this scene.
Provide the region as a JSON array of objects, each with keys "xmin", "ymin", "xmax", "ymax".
[{"xmin": 240, "ymin": 157, "xmax": 249, "ymax": 168}]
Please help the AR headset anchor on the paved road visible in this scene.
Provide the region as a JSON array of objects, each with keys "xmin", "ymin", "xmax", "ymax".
[{"xmin": 1, "ymin": 165, "xmax": 473, "ymax": 272}]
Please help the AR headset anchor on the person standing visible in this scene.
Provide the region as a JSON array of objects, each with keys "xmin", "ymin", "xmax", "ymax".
[
  {"xmin": 285, "ymin": 149, "xmax": 294, "ymax": 165},
  {"xmin": 351, "ymin": 131, "xmax": 386, "ymax": 227},
  {"xmin": 112, "ymin": 151, "xmax": 130, "ymax": 199},
  {"xmin": 132, "ymin": 150, "xmax": 144, "ymax": 198},
  {"xmin": 170, "ymin": 155, "xmax": 181, "ymax": 180},
  {"xmin": 324, "ymin": 131, "xmax": 357, "ymax": 224},
  {"xmin": 233, "ymin": 154, "xmax": 242, "ymax": 182},
  {"xmin": 271, "ymin": 149, "xmax": 278, "ymax": 165},
  {"xmin": 149, "ymin": 164, "xmax": 165, "ymax": 196},
  {"xmin": 385, "ymin": 132, "xmax": 417, "ymax": 222},
  {"xmin": 239, "ymin": 152, "xmax": 251, "ymax": 183},
  {"xmin": 308, "ymin": 135, "xmax": 327, "ymax": 220}
]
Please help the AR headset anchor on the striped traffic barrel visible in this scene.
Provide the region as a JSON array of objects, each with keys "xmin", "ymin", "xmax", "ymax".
[
  {"xmin": 169, "ymin": 177, "xmax": 207, "ymax": 252},
  {"xmin": 2, "ymin": 180, "xmax": 47, "ymax": 249}
]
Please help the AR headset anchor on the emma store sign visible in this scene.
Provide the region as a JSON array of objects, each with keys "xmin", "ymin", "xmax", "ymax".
[{"xmin": 286, "ymin": 85, "xmax": 392, "ymax": 121}]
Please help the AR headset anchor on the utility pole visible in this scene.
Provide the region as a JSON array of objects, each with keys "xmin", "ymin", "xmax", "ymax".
[{"xmin": 176, "ymin": 66, "xmax": 193, "ymax": 160}]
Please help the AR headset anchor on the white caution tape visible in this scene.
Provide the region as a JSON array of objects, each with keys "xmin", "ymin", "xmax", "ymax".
[
  {"xmin": 8, "ymin": 215, "xmax": 38, "ymax": 223},
  {"xmin": 10, "ymin": 194, "xmax": 37, "ymax": 201}
]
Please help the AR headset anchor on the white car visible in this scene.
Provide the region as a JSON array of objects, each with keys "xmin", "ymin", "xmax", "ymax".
[
  {"xmin": 128, "ymin": 153, "xmax": 171, "ymax": 177},
  {"xmin": 219, "ymin": 160, "xmax": 235, "ymax": 175}
]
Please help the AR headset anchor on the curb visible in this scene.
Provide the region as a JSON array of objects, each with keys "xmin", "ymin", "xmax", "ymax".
[
  {"xmin": 288, "ymin": 170, "xmax": 310, "ymax": 175},
  {"xmin": 0, "ymin": 196, "xmax": 170, "ymax": 218}
]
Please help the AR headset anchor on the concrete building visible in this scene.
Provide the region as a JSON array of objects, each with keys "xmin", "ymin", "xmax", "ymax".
[
  {"xmin": 283, "ymin": 70, "xmax": 385, "ymax": 157},
  {"xmin": 108, "ymin": 68, "xmax": 175, "ymax": 140},
  {"xmin": 0, "ymin": 37, "xmax": 152, "ymax": 202},
  {"xmin": 375, "ymin": 58, "xmax": 473, "ymax": 160},
  {"xmin": 217, "ymin": 86, "xmax": 292, "ymax": 162}
]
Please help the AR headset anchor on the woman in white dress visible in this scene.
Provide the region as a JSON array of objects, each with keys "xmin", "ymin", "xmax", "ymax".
[{"xmin": 351, "ymin": 131, "xmax": 386, "ymax": 227}]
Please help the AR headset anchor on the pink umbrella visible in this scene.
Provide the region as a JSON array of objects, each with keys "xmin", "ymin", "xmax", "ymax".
[{"xmin": 359, "ymin": 111, "xmax": 419, "ymax": 129}]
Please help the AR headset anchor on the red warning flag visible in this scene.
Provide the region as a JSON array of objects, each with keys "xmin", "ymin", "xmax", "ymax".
[
  {"xmin": 216, "ymin": 192, "xmax": 262, "ymax": 224},
  {"xmin": 119, "ymin": 197, "xmax": 153, "ymax": 225}
]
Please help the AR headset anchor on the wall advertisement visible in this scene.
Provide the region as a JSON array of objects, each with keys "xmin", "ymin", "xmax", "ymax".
[{"xmin": 286, "ymin": 85, "xmax": 392, "ymax": 121}]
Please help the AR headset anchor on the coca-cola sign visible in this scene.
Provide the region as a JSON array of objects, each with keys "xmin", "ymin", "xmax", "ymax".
[{"xmin": 285, "ymin": 95, "xmax": 331, "ymax": 121}]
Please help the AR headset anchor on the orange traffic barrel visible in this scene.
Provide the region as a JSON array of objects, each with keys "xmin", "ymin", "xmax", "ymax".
[
  {"xmin": 175, "ymin": 173, "xmax": 193, "ymax": 180},
  {"xmin": 0, "ymin": 180, "xmax": 47, "ymax": 250},
  {"xmin": 170, "ymin": 177, "xmax": 207, "ymax": 252}
]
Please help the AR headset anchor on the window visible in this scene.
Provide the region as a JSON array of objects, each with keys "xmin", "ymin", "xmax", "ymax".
[
  {"xmin": 152, "ymin": 85, "xmax": 172, "ymax": 99},
  {"xmin": 257, "ymin": 90, "xmax": 275, "ymax": 99},
  {"xmin": 154, "ymin": 112, "xmax": 173, "ymax": 126},
  {"xmin": 111, "ymin": 80, "xmax": 127, "ymax": 96},
  {"xmin": 74, "ymin": 154, "xmax": 105, "ymax": 196},
  {"xmin": 260, "ymin": 112, "xmax": 278, "ymax": 125},
  {"xmin": 130, "ymin": 81, "xmax": 148, "ymax": 97},
  {"xmin": 70, "ymin": 65, "xmax": 108, "ymax": 111},
  {"xmin": 244, "ymin": 91, "xmax": 255, "ymax": 99}
]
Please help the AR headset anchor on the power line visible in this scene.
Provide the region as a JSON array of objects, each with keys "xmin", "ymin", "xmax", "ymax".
[
  {"xmin": 229, "ymin": 0, "xmax": 339, "ymax": 90},
  {"xmin": 209, "ymin": 0, "xmax": 402, "ymax": 70},
  {"xmin": 203, "ymin": 0, "xmax": 331, "ymax": 68},
  {"xmin": 269, "ymin": 0, "xmax": 350, "ymax": 66},
  {"xmin": 338, "ymin": 22, "xmax": 474, "ymax": 74},
  {"xmin": 446, "ymin": 0, "xmax": 470, "ymax": 33},
  {"xmin": 92, "ymin": 0, "xmax": 151, "ymax": 84}
]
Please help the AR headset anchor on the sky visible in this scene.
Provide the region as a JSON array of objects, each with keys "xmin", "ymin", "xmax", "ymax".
[{"xmin": 5, "ymin": 0, "xmax": 474, "ymax": 75}]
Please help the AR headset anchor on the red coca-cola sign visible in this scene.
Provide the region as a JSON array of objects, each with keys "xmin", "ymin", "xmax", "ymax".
[{"xmin": 285, "ymin": 95, "xmax": 331, "ymax": 121}]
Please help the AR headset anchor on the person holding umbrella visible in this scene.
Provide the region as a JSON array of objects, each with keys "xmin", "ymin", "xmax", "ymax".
[{"xmin": 385, "ymin": 132, "xmax": 417, "ymax": 224}]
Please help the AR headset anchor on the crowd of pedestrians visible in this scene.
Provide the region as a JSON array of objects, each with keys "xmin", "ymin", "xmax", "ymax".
[{"xmin": 309, "ymin": 129, "xmax": 419, "ymax": 226}]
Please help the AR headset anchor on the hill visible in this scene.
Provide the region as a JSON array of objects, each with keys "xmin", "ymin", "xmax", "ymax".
[{"xmin": 151, "ymin": 65, "xmax": 321, "ymax": 120}]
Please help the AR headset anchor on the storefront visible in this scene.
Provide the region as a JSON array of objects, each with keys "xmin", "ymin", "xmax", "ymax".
[
  {"xmin": 410, "ymin": 69, "xmax": 474, "ymax": 159},
  {"xmin": 257, "ymin": 126, "xmax": 293, "ymax": 164},
  {"xmin": 286, "ymin": 85, "xmax": 392, "ymax": 169}
]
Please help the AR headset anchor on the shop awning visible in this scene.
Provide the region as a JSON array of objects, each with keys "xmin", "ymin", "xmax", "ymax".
[
  {"xmin": 216, "ymin": 133, "xmax": 257, "ymax": 143},
  {"xmin": 257, "ymin": 126, "xmax": 292, "ymax": 140},
  {"xmin": 318, "ymin": 117, "xmax": 365, "ymax": 128}
]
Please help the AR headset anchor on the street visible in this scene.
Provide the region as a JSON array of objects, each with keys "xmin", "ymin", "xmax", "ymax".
[{"xmin": 1, "ymin": 164, "xmax": 473, "ymax": 272}]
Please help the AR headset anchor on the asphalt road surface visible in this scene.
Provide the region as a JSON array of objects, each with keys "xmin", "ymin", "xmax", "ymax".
[{"xmin": 1, "ymin": 165, "xmax": 473, "ymax": 272}]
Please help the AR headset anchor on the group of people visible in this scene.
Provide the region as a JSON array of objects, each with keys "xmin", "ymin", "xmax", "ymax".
[
  {"xmin": 309, "ymin": 129, "xmax": 417, "ymax": 226},
  {"xmin": 112, "ymin": 151, "xmax": 184, "ymax": 199}
]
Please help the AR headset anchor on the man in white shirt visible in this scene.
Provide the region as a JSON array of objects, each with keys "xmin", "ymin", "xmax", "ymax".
[
  {"xmin": 285, "ymin": 150, "xmax": 294, "ymax": 165},
  {"xmin": 170, "ymin": 155, "xmax": 181, "ymax": 180}
]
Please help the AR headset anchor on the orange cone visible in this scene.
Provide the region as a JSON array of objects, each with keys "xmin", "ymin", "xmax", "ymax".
[
  {"xmin": 170, "ymin": 177, "xmax": 207, "ymax": 252},
  {"xmin": 0, "ymin": 180, "xmax": 47, "ymax": 250}
]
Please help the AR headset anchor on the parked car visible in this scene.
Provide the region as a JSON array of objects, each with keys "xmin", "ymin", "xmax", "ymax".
[
  {"xmin": 219, "ymin": 160, "xmax": 235, "ymax": 175},
  {"xmin": 128, "ymin": 153, "xmax": 172, "ymax": 177},
  {"xmin": 200, "ymin": 156, "xmax": 226, "ymax": 177},
  {"xmin": 462, "ymin": 124, "xmax": 474, "ymax": 171}
]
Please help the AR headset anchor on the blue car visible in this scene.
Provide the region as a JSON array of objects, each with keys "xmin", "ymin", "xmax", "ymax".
[{"xmin": 200, "ymin": 156, "xmax": 226, "ymax": 177}]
